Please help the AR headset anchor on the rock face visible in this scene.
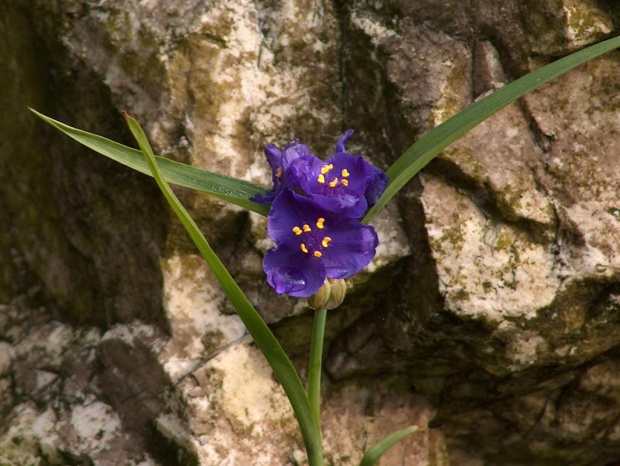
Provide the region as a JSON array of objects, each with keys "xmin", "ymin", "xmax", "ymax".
[{"xmin": 1, "ymin": 0, "xmax": 619, "ymax": 465}]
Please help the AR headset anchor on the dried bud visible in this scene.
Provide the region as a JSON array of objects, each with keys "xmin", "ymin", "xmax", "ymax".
[{"xmin": 308, "ymin": 279, "xmax": 347, "ymax": 311}]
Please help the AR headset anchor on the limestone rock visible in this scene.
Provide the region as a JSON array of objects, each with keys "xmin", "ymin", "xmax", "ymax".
[{"xmin": 1, "ymin": 0, "xmax": 619, "ymax": 465}]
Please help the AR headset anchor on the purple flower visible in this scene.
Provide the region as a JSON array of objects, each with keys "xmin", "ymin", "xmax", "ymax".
[
  {"xmin": 253, "ymin": 131, "xmax": 388, "ymax": 218},
  {"xmin": 285, "ymin": 130, "xmax": 387, "ymax": 218},
  {"xmin": 251, "ymin": 139, "xmax": 311, "ymax": 204},
  {"xmin": 263, "ymin": 189, "xmax": 378, "ymax": 298},
  {"xmin": 333, "ymin": 130, "xmax": 388, "ymax": 209},
  {"xmin": 287, "ymin": 151, "xmax": 372, "ymax": 218}
]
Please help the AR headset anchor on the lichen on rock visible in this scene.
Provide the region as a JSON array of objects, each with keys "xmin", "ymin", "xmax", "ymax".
[{"xmin": 2, "ymin": 0, "xmax": 620, "ymax": 464}]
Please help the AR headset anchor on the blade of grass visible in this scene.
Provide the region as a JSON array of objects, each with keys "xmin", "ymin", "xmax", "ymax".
[
  {"xmin": 123, "ymin": 112, "xmax": 323, "ymax": 465},
  {"xmin": 29, "ymin": 108, "xmax": 269, "ymax": 216},
  {"xmin": 359, "ymin": 426, "xmax": 421, "ymax": 466},
  {"xmin": 363, "ymin": 35, "xmax": 620, "ymax": 224}
]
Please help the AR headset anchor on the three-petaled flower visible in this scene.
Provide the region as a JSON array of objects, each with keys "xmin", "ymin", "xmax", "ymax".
[
  {"xmin": 263, "ymin": 190, "xmax": 378, "ymax": 297},
  {"xmin": 287, "ymin": 130, "xmax": 388, "ymax": 218},
  {"xmin": 255, "ymin": 130, "xmax": 387, "ymax": 298}
]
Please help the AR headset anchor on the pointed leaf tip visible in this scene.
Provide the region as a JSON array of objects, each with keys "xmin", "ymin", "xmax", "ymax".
[
  {"xmin": 359, "ymin": 425, "xmax": 422, "ymax": 466},
  {"xmin": 28, "ymin": 109, "xmax": 270, "ymax": 215}
]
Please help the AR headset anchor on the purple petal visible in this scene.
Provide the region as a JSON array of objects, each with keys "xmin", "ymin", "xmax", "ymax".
[
  {"xmin": 327, "ymin": 152, "xmax": 372, "ymax": 194},
  {"xmin": 310, "ymin": 191, "xmax": 368, "ymax": 218},
  {"xmin": 332, "ymin": 130, "xmax": 388, "ymax": 208},
  {"xmin": 335, "ymin": 129, "xmax": 355, "ymax": 154},
  {"xmin": 250, "ymin": 191, "xmax": 277, "ymax": 204},
  {"xmin": 250, "ymin": 144, "xmax": 283, "ymax": 204},
  {"xmin": 264, "ymin": 143, "xmax": 283, "ymax": 181},
  {"xmin": 263, "ymin": 240, "xmax": 326, "ymax": 297},
  {"xmin": 267, "ymin": 189, "xmax": 326, "ymax": 243},
  {"xmin": 284, "ymin": 154, "xmax": 317, "ymax": 190},
  {"xmin": 253, "ymin": 140, "xmax": 312, "ymax": 204},
  {"xmin": 282, "ymin": 139, "xmax": 310, "ymax": 167},
  {"xmin": 289, "ymin": 152, "xmax": 370, "ymax": 218},
  {"xmin": 364, "ymin": 166, "xmax": 388, "ymax": 207},
  {"xmin": 321, "ymin": 223, "xmax": 378, "ymax": 278},
  {"xmin": 316, "ymin": 151, "xmax": 370, "ymax": 217}
]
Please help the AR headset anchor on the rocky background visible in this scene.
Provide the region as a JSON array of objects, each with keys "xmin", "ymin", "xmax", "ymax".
[{"xmin": 1, "ymin": 0, "xmax": 619, "ymax": 464}]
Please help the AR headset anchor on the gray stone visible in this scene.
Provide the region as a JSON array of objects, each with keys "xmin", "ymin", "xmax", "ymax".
[{"xmin": 1, "ymin": 0, "xmax": 619, "ymax": 464}]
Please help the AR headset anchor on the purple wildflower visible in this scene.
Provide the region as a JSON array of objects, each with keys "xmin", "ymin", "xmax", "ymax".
[
  {"xmin": 263, "ymin": 189, "xmax": 378, "ymax": 298},
  {"xmin": 253, "ymin": 131, "xmax": 388, "ymax": 218},
  {"xmin": 251, "ymin": 139, "xmax": 311, "ymax": 204},
  {"xmin": 284, "ymin": 130, "xmax": 388, "ymax": 218},
  {"xmin": 287, "ymin": 151, "xmax": 372, "ymax": 218}
]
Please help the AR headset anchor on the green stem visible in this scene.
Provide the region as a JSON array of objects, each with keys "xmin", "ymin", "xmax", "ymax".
[{"xmin": 308, "ymin": 307, "xmax": 328, "ymax": 429}]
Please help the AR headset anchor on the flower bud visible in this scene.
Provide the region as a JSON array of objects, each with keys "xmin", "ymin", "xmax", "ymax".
[
  {"xmin": 325, "ymin": 279, "xmax": 346, "ymax": 310},
  {"xmin": 308, "ymin": 279, "xmax": 347, "ymax": 310},
  {"xmin": 308, "ymin": 280, "xmax": 331, "ymax": 310}
]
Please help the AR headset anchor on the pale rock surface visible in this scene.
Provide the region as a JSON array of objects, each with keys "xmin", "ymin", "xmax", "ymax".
[{"xmin": 1, "ymin": 0, "xmax": 620, "ymax": 465}]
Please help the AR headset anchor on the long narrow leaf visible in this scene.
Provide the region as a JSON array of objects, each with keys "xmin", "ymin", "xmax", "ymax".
[
  {"xmin": 363, "ymin": 35, "xmax": 620, "ymax": 223},
  {"xmin": 359, "ymin": 426, "xmax": 420, "ymax": 466},
  {"xmin": 123, "ymin": 113, "xmax": 323, "ymax": 465},
  {"xmin": 29, "ymin": 108, "xmax": 269, "ymax": 216}
]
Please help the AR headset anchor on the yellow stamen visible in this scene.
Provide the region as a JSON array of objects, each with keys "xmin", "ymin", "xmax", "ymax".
[
  {"xmin": 341, "ymin": 169, "xmax": 350, "ymax": 178},
  {"xmin": 341, "ymin": 179, "xmax": 349, "ymax": 187},
  {"xmin": 316, "ymin": 218, "xmax": 325, "ymax": 229},
  {"xmin": 301, "ymin": 243, "xmax": 309, "ymax": 254},
  {"xmin": 314, "ymin": 251, "xmax": 322, "ymax": 258},
  {"xmin": 317, "ymin": 174, "xmax": 325, "ymax": 184},
  {"xmin": 275, "ymin": 167, "xmax": 283, "ymax": 179},
  {"xmin": 320, "ymin": 164, "xmax": 334, "ymax": 175},
  {"xmin": 321, "ymin": 237, "xmax": 332, "ymax": 248},
  {"xmin": 292, "ymin": 226, "xmax": 303, "ymax": 236},
  {"xmin": 303, "ymin": 224, "xmax": 312, "ymax": 232},
  {"xmin": 328, "ymin": 177, "xmax": 339, "ymax": 188}
]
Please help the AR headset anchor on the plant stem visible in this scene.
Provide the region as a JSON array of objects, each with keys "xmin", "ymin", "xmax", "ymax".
[{"xmin": 308, "ymin": 307, "xmax": 328, "ymax": 430}]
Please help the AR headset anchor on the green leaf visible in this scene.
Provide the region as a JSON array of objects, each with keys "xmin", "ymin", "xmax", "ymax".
[
  {"xmin": 123, "ymin": 112, "xmax": 323, "ymax": 466},
  {"xmin": 363, "ymin": 35, "xmax": 620, "ymax": 224},
  {"xmin": 359, "ymin": 425, "xmax": 421, "ymax": 466},
  {"xmin": 29, "ymin": 108, "xmax": 269, "ymax": 216}
]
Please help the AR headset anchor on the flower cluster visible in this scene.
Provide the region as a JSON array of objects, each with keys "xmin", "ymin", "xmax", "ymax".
[{"xmin": 253, "ymin": 131, "xmax": 388, "ymax": 298}]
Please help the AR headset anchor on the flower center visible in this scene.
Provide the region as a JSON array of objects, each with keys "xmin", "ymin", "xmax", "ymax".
[
  {"xmin": 291, "ymin": 217, "xmax": 332, "ymax": 258},
  {"xmin": 316, "ymin": 164, "xmax": 350, "ymax": 188}
]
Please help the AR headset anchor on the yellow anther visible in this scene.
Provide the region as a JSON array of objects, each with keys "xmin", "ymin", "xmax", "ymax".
[
  {"xmin": 275, "ymin": 167, "xmax": 283, "ymax": 179},
  {"xmin": 314, "ymin": 251, "xmax": 323, "ymax": 258},
  {"xmin": 320, "ymin": 164, "xmax": 334, "ymax": 175},
  {"xmin": 328, "ymin": 177, "xmax": 339, "ymax": 188},
  {"xmin": 321, "ymin": 237, "xmax": 332, "ymax": 248},
  {"xmin": 292, "ymin": 226, "xmax": 303, "ymax": 236},
  {"xmin": 341, "ymin": 169, "xmax": 350, "ymax": 178},
  {"xmin": 341, "ymin": 179, "xmax": 349, "ymax": 187},
  {"xmin": 317, "ymin": 174, "xmax": 325, "ymax": 184},
  {"xmin": 316, "ymin": 218, "xmax": 325, "ymax": 229},
  {"xmin": 303, "ymin": 224, "xmax": 312, "ymax": 232},
  {"xmin": 301, "ymin": 243, "xmax": 309, "ymax": 254}
]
